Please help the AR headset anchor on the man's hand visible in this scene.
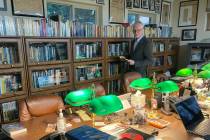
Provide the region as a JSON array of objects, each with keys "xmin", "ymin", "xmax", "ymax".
[{"xmin": 127, "ymin": 59, "xmax": 135, "ymax": 65}]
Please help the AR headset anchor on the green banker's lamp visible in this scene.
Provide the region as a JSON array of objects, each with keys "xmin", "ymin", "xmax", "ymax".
[
  {"xmin": 129, "ymin": 77, "xmax": 179, "ymax": 115},
  {"xmin": 65, "ymin": 85, "xmax": 123, "ymax": 123},
  {"xmin": 201, "ymin": 63, "xmax": 210, "ymax": 71}
]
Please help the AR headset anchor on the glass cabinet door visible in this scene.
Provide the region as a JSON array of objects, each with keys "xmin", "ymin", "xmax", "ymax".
[
  {"xmin": 108, "ymin": 41, "xmax": 129, "ymax": 57},
  {"xmin": 107, "ymin": 61, "xmax": 121, "ymax": 76},
  {"xmin": 152, "ymin": 41, "xmax": 166, "ymax": 53}
]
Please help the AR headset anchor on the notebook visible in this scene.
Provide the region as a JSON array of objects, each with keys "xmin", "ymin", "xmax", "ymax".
[{"xmin": 175, "ymin": 96, "xmax": 210, "ymax": 137}]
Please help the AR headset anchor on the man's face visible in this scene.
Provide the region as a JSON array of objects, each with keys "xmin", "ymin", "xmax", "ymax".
[{"xmin": 133, "ymin": 23, "xmax": 144, "ymax": 38}]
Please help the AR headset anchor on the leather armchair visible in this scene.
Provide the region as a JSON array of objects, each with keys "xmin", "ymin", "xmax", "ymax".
[
  {"xmin": 77, "ymin": 83, "xmax": 106, "ymax": 97},
  {"xmin": 19, "ymin": 95, "xmax": 65, "ymax": 121},
  {"xmin": 123, "ymin": 72, "xmax": 142, "ymax": 93}
]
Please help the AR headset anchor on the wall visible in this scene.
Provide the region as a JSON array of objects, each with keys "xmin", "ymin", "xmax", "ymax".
[
  {"xmin": 172, "ymin": 0, "xmax": 210, "ymax": 45},
  {"xmin": 1, "ymin": 0, "xmax": 173, "ymax": 27}
]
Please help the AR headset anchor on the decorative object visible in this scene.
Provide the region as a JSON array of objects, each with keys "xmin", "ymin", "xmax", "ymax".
[
  {"xmin": 11, "ymin": 0, "xmax": 44, "ymax": 17},
  {"xmin": 160, "ymin": 1, "xmax": 171, "ymax": 26},
  {"xmin": 141, "ymin": 0, "xmax": 149, "ymax": 9},
  {"xmin": 178, "ymin": 0, "xmax": 199, "ymax": 27},
  {"xmin": 181, "ymin": 29, "xmax": 197, "ymax": 41},
  {"xmin": 149, "ymin": 0, "xmax": 155, "ymax": 11},
  {"xmin": 207, "ymin": 0, "xmax": 210, "ymax": 11},
  {"xmin": 109, "ymin": 0, "xmax": 125, "ymax": 23},
  {"xmin": 96, "ymin": 0, "xmax": 105, "ymax": 4},
  {"xmin": 0, "ymin": 0, "xmax": 7, "ymax": 11},
  {"xmin": 126, "ymin": 0, "xmax": 132, "ymax": 9},
  {"xmin": 154, "ymin": 0, "xmax": 162, "ymax": 13},
  {"xmin": 133, "ymin": 0, "xmax": 140, "ymax": 8}
]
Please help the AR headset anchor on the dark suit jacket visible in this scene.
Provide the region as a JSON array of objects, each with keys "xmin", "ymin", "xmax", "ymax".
[{"xmin": 129, "ymin": 36, "xmax": 153, "ymax": 76}]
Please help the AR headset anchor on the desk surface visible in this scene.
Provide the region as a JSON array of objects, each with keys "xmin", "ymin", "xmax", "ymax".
[{"xmin": 8, "ymin": 111, "xmax": 203, "ymax": 140}]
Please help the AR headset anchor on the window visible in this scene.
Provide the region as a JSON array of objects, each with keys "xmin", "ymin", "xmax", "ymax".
[
  {"xmin": 47, "ymin": 1, "xmax": 99, "ymax": 24},
  {"xmin": 128, "ymin": 12, "xmax": 154, "ymax": 25}
]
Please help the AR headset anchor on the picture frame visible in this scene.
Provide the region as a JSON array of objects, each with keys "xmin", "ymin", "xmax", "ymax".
[
  {"xmin": 207, "ymin": 0, "xmax": 210, "ymax": 12},
  {"xmin": 141, "ymin": 0, "xmax": 149, "ymax": 9},
  {"xmin": 109, "ymin": 0, "xmax": 125, "ymax": 24},
  {"xmin": 160, "ymin": 1, "xmax": 171, "ymax": 26},
  {"xmin": 133, "ymin": 0, "xmax": 140, "ymax": 8},
  {"xmin": 0, "ymin": 0, "xmax": 7, "ymax": 11},
  {"xmin": 126, "ymin": 0, "xmax": 133, "ymax": 9},
  {"xmin": 11, "ymin": 0, "xmax": 44, "ymax": 17},
  {"xmin": 154, "ymin": 0, "xmax": 162, "ymax": 13},
  {"xmin": 96, "ymin": 0, "xmax": 105, "ymax": 4},
  {"xmin": 207, "ymin": 13, "xmax": 210, "ymax": 31},
  {"xmin": 149, "ymin": 0, "xmax": 155, "ymax": 11},
  {"xmin": 178, "ymin": 0, "xmax": 199, "ymax": 27},
  {"xmin": 181, "ymin": 29, "xmax": 197, "ymax": 41}
]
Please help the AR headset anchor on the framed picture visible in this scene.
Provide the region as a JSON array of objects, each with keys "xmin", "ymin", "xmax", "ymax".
[
  {"xmin": 133, "ymin": 0, "xmax": 140, "ymax": 8},
  {"xmin": 141, "ymin": 0, "xmax": 149, "ymax": 9},
  {"xmin": 154, "ymin": 0, "xmax": 162, "ymax": 13},
  {"xmin": 181, "ymin": 29, "xmax": 197, "ymax": 41},
  {"xmin": 96, "ymin": 0, "xmax": 104, "ymax": 4},
  {"xmin": 207, "ymin": 0, "xmax": 210, "ymax": 12},
  {"xmin": 0, "ymin": 0, "xmax": 7, "ymax": 11},
  {"xmin": 178, "ymin": 0, "xmax": 199, "ymax": 27},
  {"xmin": 160, "ymin": 1, "xmax": 171, "ymax": 26},
  {"xmin": 11, "ymin": 0, "xmax": 44, "ymax": 17},
  {"xmin": 126, "ymin": 0, "xmax": 133, "ymax": 9},
  {"xmin": 109, "ymin": 0, "xmax": 125, "ymax": 23},
  {"xmin": 149, "ymin": 0, "xmax": 155, "ymax": 11},
  {"xmin": 207, "ymin": 13, "xmax": 210, "ymax": 31}
]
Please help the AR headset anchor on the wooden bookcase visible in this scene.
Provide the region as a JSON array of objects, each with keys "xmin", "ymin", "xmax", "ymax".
[{"xmin": 0, "ymin": 37, "xmax": 179, "ymax": 124}]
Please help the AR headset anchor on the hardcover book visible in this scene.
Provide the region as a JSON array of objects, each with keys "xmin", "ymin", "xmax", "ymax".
[{"xmin": 2, "ymin": 122, "xmax": 27, "ymax": 137}]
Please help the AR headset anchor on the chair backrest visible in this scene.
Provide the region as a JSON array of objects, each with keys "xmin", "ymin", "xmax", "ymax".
[
  {"xmin": 19, "ymin": 95, "xmax": 65, "ymax": 121},
  {"xmin": 124, "ymin": 72, "xmax": 142, "ymax": 93},
  {"xmin": 77, "ymin": 83, "xmax": 106, "ymax": 97}
]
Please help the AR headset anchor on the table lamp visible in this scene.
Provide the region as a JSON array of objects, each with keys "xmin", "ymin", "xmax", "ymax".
[
  {"xmin": 176, "ymin": 68, "xmax": 193, "ymax": 77},
  {"xmin": 201, "ymin": 63, "xmax": 210, "ymax": 71}
]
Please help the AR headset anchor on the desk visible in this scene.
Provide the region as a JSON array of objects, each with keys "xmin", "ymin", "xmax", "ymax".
[{"xmin": 8, "ymin": 111, "xmax": 202, "ymax": 140}]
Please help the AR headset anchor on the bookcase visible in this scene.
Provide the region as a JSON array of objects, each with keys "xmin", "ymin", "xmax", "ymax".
[
  {"xmin": 148, "ymin": 38, "xmax": 179, "ymax": 75},
  {"xmin": 0, "ymin": 37, "xmax": 27, "ymax": 124},
  {"xmin": 0, "ymin": 37, "xmax": 179, "ymax": 124}
]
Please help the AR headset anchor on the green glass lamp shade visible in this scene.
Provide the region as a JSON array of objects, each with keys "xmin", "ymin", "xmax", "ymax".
[
  {"xmin": 198, "ymin": 70, "xmax": 210, "ymax": 79},
  {"xmin": 65, "ymin": 88, "xmax": 94, "ymax": 106},
  {"xmin": 129, "ymin": 78, "xmax": 152, "ymax": 90},
  {"xmin": 176, "ymin": 68, "xmax": 192, "ymax": 77},
  {"xmin": 201, "ymin": 63, "xmax": 210, "ymax": 71},
  {"xmin": 89, "ymin": 95, "xmax": 123, "ymax": 116},
  {"xmin": 155, "ymin": 80, "xmax": 179, "ymax": 94}
]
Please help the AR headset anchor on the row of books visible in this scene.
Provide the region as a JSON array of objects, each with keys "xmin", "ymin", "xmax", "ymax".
[
  {"xmin": 0, "ymin": 16, "xmax": 133, "ymax": 38},
  {"xmin": 108, "ymin": 42, "xmax": 129, "ymax": 57},
  {"xmin": 1, "ymin": 101, "xmax": 18, "ymax": 122},
  {"xmin": 144, "ymin": 25, "xmax": 172, "ymax": 38},
  {"xmin": 29, "ymin": 42, "xmax": 67, "ymax": 63},
  {"xmin": 75, "ymin": 64, "xmax": 102, "ymax": 82},
  {"xmin": 32, "ymin": 68, "xmax": 68, "ymax": 88},
  {"xmin": 107, "ymin": 80, "xmax": 121, "ymax": 94},
  {"xmin": 75, "ymin": 43, "xmax": 102, "ymax": 59},
  {"xmin": 0, "ymin": 46, "xmax": 19, "ymax": 64},
  {"xmin": 0, "ymin": 75, "xmax": 22, "ymax": 95},
  {"xmin": 152, "ymin": 43, "xmax": 165, "ymax": 53},
  {"xmin": 108, "ymin": 62, "xmax": 120, "ymax": 76}
]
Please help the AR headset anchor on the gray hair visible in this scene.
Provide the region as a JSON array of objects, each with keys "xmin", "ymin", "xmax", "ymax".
[{"xmin": 133, "ymin": 21, "xmax": 144, "ymax": 27}]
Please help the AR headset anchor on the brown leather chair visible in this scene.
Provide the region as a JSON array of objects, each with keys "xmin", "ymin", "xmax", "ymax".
[
  {"xmin": 77, "ymin": 83, "xmax": 106, "ymax": 97},
  {"xmin": 124, "ymin": 72, "xmax": 142, "ymax": 93},
  {"xmin": 19, "ymin": 95, "xmax": 65, "ymax": 121}
]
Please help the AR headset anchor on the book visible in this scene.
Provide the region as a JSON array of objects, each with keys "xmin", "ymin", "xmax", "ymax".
[
  {"xmin": 2, "ymin": 122, "xmax": 27, "ymax": 137},
  {"xmin": 65, "ymin": 125, "xmax": 116, "ymax": 140}
]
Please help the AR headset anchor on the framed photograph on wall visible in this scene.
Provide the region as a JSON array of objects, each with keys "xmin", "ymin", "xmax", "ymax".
[
  {"xmin": 126, "ymin": 0, "xmax": 133, "ymax": 9},
  {"xmin": 207, "ymin": 13, "xmax": 210, "ymax": 31},
  {"xmin": 154, "ymin": 0, "xmax": 162, "ymax": 13},
  {"xmin": 0, "ymin": 0, "xmax": 7, "ymax": 11},
  {"xmin": 109, "ymin": 0, "xmax": 125, "ymax": 23},
  {"xmin": 160, "ymin": 1, "xmax": 171, "ymax": 26},
  {"xmin": 207, "ymin": 0, "xmax": 210, "ymax": 11},
  {"xmin": 133, "ymin": 0, "xmax": 140, "ymax": 8},
  {"xmin": 11, "ymin": 0, "xmax": 44, "ymax": 17},
  {"xmin": 141, "ymin": 0, "xmax": 149, "ymax": 9},
  {"xmin": 178, "ymin": 0, "xmax": 199, "ymax": 27},
  {"xmin": 181, "ymin": 29, "xmax": 197, "ymax": 41},
  {"xmin": 149, "ymin": 0, "xmax": 155, "ymax": 11}
]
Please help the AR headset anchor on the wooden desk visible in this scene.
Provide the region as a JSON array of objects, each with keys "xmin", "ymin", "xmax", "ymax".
[{"xmin": 8, "ymin": 111, "xmax": 202, "ymax": 140}]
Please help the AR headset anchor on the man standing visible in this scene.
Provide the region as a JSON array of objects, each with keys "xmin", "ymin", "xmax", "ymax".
[{"xmin": 127, "ymin": 21, "xmax": 153, "ymax": 76}]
